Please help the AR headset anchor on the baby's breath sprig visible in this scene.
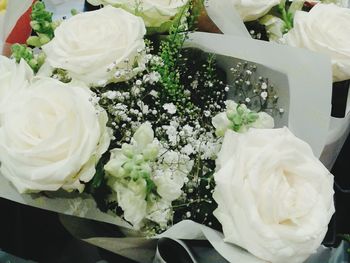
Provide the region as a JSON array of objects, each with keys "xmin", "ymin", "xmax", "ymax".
[
  {"xmin": 173, "ymin": 159, "xmax": 220, "ymax": 229},
  {"xmin": 229, "ymin": 61, "xmax": 283, "ymax": 116}
]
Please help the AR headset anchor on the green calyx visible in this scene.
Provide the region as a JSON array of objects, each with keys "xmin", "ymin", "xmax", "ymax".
[{"xmin": 227, "ymin": 105, "xmax": 259, "ymax": 132}]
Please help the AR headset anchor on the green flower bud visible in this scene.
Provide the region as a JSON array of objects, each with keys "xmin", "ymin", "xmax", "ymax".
[
  {"xmin": 26, "ymin": 36, "xmax": 41, "ymax": 47},
  {"xmin": 140, "ymin": 170, "xmax": 150, "ymax": 179},
  {"xmin": 215, "ymin": 129, "xmax": 226, "ymax": 137},
  {"xmin": 52, "ymin": 21, "xmax": 60, "ymax": 30},
  {"xmin": 236, "ymin": 105, "xmax": 246, "ymax": 116},
  {"xmin": 33, "ymin": 1, "xmax": 45, "ymax": 10},
  {"xmin": 123, "ymin": 161, "xmax": 134, "ymax": 173},
  {"xmin": 247, "ymin": 112, "xmax": 259, "ymax": 123},
  {"xmin": 143, "ymin": 144, "xmax": 159, "ymax": 161},
  {"xmin": 39, "ymin": 34, "xmax": 51, "ymax": 45},
  {"xmin": 121, "ymin": 143, "xmax": 134, "ymax": 158},
  {"xmin": 71, "ymin": 9, "xmax": 78, "ymax": 16},
  {"xmin": 226, "ymin": 109, "xmax": 236, "ymax": 120},
  {"xmin": 140, "ymin": 163, "xmax": 152, "ymax": 174},
  {"xmin": 134, "ymin": 154, "xmax": 145, "ymax": 165},
  {"xmin": 231, "ymin": 123, "xmax": 241, "ymax": 132},
  {"xmin": 28, "ymin": 59, "xmax": 38, "ymax": 69},
  {"xmin": 130, "ymin": 169, "xmax": 140, "ymax": 180},
  {"xmin": 36, "ymin": 52, "xmax": 46, "ymax": 67},
  {"xmin": 232, "ymin": 114, "xmax": 243, "ymax": 125},
  {"xmin": 30, "ymin": 21, "xmax": 41, "ymax": 31}
]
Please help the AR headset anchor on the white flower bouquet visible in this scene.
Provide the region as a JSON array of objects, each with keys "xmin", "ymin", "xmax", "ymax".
[{"xmin": 0, "ymin": 1, "xmax": 341, "ymax": 262}]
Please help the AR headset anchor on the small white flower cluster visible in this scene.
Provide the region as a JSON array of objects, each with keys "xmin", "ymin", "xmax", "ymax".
[
  {"xmin": 163, "ymin": 103, "xmax": 177, "ymax": 114},
  {"xmin": 230, "ymin": 61, "xmax": 283, "ymax": 115},
  {"xmin": 96, "ymin": 51, "xmax": 285, "ymax": 232},
  {"xmin": 105, "ymin": 123, "xmax": 193, "ymax": 230},
  {"xmin": 161, "ymin": 119, "xmax": 221, "ymax": 161},
  {"xmin": 105, "ymin": 47, "xmax": 148, "ymax": 85},
  {"xmin": 212, "ymin": 100, "xmax": 275, "ymax": 136},
  {"xmin": 154, "ymin": 147, "xmax": 194, "ymax": 203}
]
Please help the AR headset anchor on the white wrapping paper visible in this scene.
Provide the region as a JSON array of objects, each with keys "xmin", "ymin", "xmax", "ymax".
[
  {"xmin": 186, "ymin": 32, "xmax": 332, "ymax": 158},
  {"xmin": 204, "ymin": 0, "xmax": 350, "ymax": 169},
  {"xmin": 60, "ymin": 216, "xmax": 267, "ymax": 263},
  {"xmin": 42, "ymin": 0, "xmax": 84, "ymax": 20},
  {"xmin": 204, "ymin": 0, "xmax": 250, "ymax": 37},
  {"xmin": 61, "ymin": 215, "xmax": 347, "ymax": 263},
  {"xmin": 0, "ymin": 0, "xmax": 32, "ymax": 54}
]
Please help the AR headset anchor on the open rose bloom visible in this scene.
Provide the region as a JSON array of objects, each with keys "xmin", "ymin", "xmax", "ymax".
[
  {"xmin": 42, "ymin": 5, "xmax": 146, "ymax": 86},
  {"xmin": 87, "ymin": 0, "xmax": 190, "ymax": 31},
  {"xmin": 214, "ymin": 128, "xmax": 335, "ymax": 263},
  {"xmin": 284, "ymin": 3, "xmax": 350, "ymax": 82}
]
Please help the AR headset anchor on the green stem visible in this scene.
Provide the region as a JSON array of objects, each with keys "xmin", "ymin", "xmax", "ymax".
[{"xmin": 278, "ymin": 4, "xmax": 293, "ymax": 32}]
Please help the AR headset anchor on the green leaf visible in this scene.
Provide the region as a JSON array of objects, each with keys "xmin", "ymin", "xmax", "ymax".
[
  {"xmin": 90, "ymin": 158, "xmax": 106, "ymax": 189},
  {"xmin": 288, "ymin": 0, "xmax": 305, "ymax": 17}
]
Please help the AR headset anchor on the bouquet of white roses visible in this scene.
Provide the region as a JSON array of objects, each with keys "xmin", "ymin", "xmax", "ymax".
[{"xmin": 0, "ymin": 1, "xmax": 339, "ymax": 262}]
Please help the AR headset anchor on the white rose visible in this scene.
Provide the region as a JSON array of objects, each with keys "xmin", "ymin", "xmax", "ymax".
[
  {"xmin": 284, "ymin": 4, "xmax": 350, "ymax": 82},
  {"xmin": 0, "ymin": 78, "xmax": 111, "ymax": 193},
  {"xmin": 213, "ymin": 128, "xmax": 335, "ymax": 263},
  {"xmin": 231, "ymin": 0, "xmax": 281, "ymax": 21},
  {"xmin": 317, "ymin": 0, "xmax": 349, "ymax": 7},
  {"xmin": 0, "ymin": 56, "xmax": 33, "ymax": 116},
  {"xmin": 87, "ymin": 0, "xmax": 189, "ymax": 28},
  {"xmin": 42, "ymin": 6, "xmax": 146, "ymax": 86}
]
